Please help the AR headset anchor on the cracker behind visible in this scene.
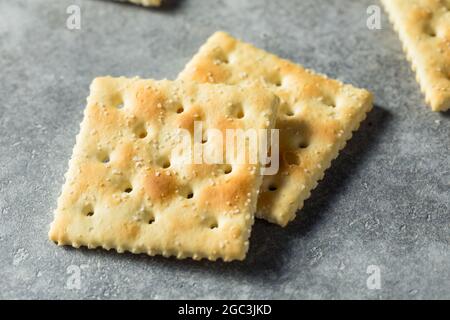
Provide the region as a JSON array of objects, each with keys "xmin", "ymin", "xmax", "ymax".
[
  {"xmin": 179, "ymin": 31, "xmax": 373, "ymax": 226},
  {"xmin": 49, "ymin": 77, "xmax": 279, "ymax": 261}
]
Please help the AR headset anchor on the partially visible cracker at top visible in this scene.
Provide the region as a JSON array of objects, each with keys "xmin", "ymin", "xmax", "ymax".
[
  {"xmin": 179, "ymin": 31, "xmax": 373, "ymax": 226},
  {"xmin": 122, "ymin": 0, "xmax": 162, "ymax": 7},
  {"xmin": 49, "ymin": 77, "xmax": 279, "ymax": 261},
  {"xmin": 382, "ymin": 0, "xmax": 450, "ymax": 112}
]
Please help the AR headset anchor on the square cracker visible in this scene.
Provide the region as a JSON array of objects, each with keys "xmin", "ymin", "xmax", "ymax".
[
  {"xmin": 382, "ymin": 0, "xmax": 450, "ymax": 112},
  {"xmin": 178, "ymin": 31, "xmax": 373, "ymax": 226},
  {"xmin": 49, "ymin": 77, "xmax": 279, "ymax": 261}
]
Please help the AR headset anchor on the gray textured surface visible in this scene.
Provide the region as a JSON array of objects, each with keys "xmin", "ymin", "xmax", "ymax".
[{"xmin": 0, "ymin": 0, "xmax": 449, "ymax": 300}]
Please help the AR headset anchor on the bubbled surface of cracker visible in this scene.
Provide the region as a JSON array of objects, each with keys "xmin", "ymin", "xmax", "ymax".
[
  {"xmin": 178, "ymin": 31, "xmax": 373, "ymax": 226},
  {"xmin": 382, "ymin": 0, "xmax": 450, "ymax": 112},
  {"xmin": 49, "ymin": 77, "xmax": 279, "ymax": 261}
]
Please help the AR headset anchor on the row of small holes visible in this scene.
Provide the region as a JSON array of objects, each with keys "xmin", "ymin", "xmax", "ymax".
[
  {"xmin": 97, "ymin": 151, "xmax": 171, "ymax": 169},
  {"xmin": 96, "ymin": 158, "xmax": 232, "ymax": 196},
  {"xmin": 117, "ymin": 99, "xmax": 246, "ymax": 149},
  {"xmin": 116, "ymin": 100, "xmax": 185, "ymax": 114},
  {"xmin": 180, "ymin": 166, "xmax": 233, "ymax": 202},
  {"xmin": 84, "ymin": 205, "xmax": 155, "ymax": 225},
  {"xmin": 117, "ymin": 101, "xmax": 247, "ymax": 148},
  {"xmin": 284, "ymin": 100, "xmax": 336, "ymax": 117},
  {"xmin": 82, "ymin": 184, "xmax": 220, "ymax": 229},
  {"xmin": 84, "ymin": 208, "xmax": 218, "ymax": 229}
]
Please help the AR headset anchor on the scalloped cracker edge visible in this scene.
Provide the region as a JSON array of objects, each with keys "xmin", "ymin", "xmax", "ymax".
[
  {"xmin": 382, "ymin": 0, "xmax": 450, "ymax": 112},
  {"xmin": 49, "ymin": 77, "xmax": 279, "ymax": 261},
  {"xmin": 178, "ymin": 31, "xmax": 373, "ymax": 226}
]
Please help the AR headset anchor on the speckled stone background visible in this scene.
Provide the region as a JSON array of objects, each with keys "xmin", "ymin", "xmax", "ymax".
[{"xmin": 0, "ymin": 0, "xmax": 449, "ymax": 300}]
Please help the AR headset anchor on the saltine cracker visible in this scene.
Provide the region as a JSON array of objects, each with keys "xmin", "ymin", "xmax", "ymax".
[
  {"xmin": 178, "ymin": 32, "xmax": 373, "ymax": 226},
  {"xmin": 49, "ymin": 77, "xmax": 279, "ymax": 261}
]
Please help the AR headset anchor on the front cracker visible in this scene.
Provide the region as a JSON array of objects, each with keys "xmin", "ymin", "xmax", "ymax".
[{"xmin": 49, "ymin": 77, "xmax": 279, "ymax": 261}]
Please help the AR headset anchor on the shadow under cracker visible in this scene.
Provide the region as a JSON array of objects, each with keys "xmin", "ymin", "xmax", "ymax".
[
  {"xmin": 439, "ymin": 108, "xmax": 450, "ymax": 118},
  {"xmin": 159, "ymin": 0, "xmax": 185, "ymax": 11},
  {"xmin": 60, "ymin": 105, "xmax": 391, "ymax": 288},
  {"xmin": 284, "ymin": 105, "xmax": 392, "ymax": 237},
  {"xmin": 62, "ymin": 222, "xmax": 287, "ymax": 285}
]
